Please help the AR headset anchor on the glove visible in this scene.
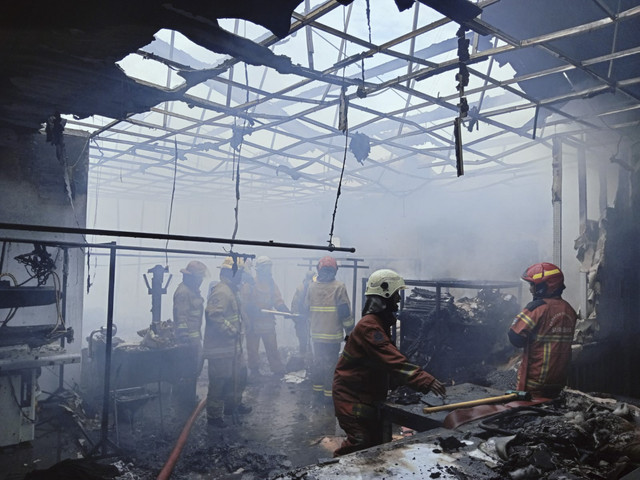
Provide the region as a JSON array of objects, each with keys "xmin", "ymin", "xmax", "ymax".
[
  {"xmin": 276, "ymin": 304, "xmax": 291, "ymax": 314},
  {"xmin": 428, "ymin": 378, "xmax": 447, "ymax": 398}
]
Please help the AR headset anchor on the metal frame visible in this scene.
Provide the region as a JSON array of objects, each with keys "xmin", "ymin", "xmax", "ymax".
[{"xmin": 63, "ymin": 0, "xmax": 640, "ymax": 204}]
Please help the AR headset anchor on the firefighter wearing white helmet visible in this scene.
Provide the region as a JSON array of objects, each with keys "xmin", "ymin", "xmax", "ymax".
[
  {"xmin": 365, "ymin": 269, "xmax": 407, "ymax": 298},
  {"xmin": 172, "ymin": 260, "xmax": 208, "ymax": 414},
  {"xmin": 332, "ymin": 268, "xmax": 446, "ymax": 457},
  {"xmin": 242, "ymin": 255, "xmax": 288, "ymax": 378}
]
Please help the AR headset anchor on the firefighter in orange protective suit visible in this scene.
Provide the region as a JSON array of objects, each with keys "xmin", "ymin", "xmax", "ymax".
[
  {"xmin": 509, "ymin": 262, "xmax": 577, "ymax": 398},
  {"xmin": 304, "ymin": 256, "xmax": 353, "ymax": 402},
  {"xmin": 332, "ymin": 269, "xmax": 446, "ymax": 457}
]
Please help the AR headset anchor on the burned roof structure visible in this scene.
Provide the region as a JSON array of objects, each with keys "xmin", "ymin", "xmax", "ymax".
[{"xmin": 2, "ymin": 0, "xmax": 639, "ymax": 202}]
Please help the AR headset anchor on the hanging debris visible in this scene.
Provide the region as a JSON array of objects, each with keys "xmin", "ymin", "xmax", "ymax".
[
  {"xmin": 349, "ymin": 132, "xmax": 371, "ymax": 164},
  {"xmin": 338, "ymin": 86, "xmax": 349, "ymax": 133}
]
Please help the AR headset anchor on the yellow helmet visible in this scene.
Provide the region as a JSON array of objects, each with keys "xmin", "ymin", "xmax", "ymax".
[{"xmin": 219, "ymin": 256, "xmax": 245, "ymax": 270}]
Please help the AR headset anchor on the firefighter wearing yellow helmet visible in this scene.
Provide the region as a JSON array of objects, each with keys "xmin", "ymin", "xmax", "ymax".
[{"xmin": 203, "ymin": 256, "xmax": 251, "ymax": 427}]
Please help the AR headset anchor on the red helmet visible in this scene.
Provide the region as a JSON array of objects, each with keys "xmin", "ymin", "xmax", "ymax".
[
  {"xmin": 522, "ymin": 262, "xmax": 565, "ymax": 296},
  {"xmin": 317, "ymin": 255, "xmax": 338, "ymax": 272}
]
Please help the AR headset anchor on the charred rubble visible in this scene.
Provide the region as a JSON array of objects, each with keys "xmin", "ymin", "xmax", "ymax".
[
  {"xmin": 485, "ymin": 390, "xmax": 640, "ymax": 479},
  {"xmin": 399, "ymin": 287, "xmax": 521, "ymax": 387}
]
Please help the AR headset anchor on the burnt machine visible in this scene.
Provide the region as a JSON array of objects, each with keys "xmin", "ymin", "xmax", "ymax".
[
  {"xmin": 80, "ymin": 265, "xmax": 197, "ymax": 412},
  {"xmin": 0, "ymin": 244, "xmax": 79, "ymax": 447}
]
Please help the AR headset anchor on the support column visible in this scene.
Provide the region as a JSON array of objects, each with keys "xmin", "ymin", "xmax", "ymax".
[
  {"xmin": 552, "ymin": 137, "xmax": 563, "ymax": 267},
  {"xmin": 577, "ymin": 145, "xmax": 588, "ymax": 317}
]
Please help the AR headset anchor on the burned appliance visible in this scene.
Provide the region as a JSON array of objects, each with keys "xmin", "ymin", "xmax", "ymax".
[{"xmin": 0, "ymin": 244, "xmax": 78, "ymax": 447}]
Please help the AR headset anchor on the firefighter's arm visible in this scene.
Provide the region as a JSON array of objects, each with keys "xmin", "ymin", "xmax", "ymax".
[
  {"xmin": 337, "ymin": 286, "xmax": 354, "ymax": 334},
  {"xmin": 173, "ymin": 291, "xmax": 190, "ymax": 340},
  {"xmin": 509, "ymin": 304, "xmax": 541, "ymax": 348},
  {"xmin": 363, "ymin": 325, "xmax": 445, "ymax": 396},
  {"xmin": 272, "ymin": 282, "xmax": 290, "ymax": 313},
  {"xmin": 205, "ymin": 292, "xmax": 238, "ymax": 337},
  {"xmin": 338, "ymin": 303, "xmax": 354, "ymax": 335}
]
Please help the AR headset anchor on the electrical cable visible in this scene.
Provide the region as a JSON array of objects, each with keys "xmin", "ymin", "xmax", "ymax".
[
  {"xmin": 230, "ymin": 63, "xmax": 250, "ymax": 251},
  {"xmin": 328, "ymin": 128, "xmax": 349, "ymax": 249},
  {"xmin": 0, "ymin": 272, "xmax": 19, "ymax": 327},
  {"xmin": 165, "ymin": 138, "xmax": 179, "ymax": 266}
]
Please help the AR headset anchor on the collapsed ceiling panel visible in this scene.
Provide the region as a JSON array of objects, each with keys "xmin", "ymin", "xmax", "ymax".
[{"xmin": 1, "ymin": 0, "xmax": 639, "ymax": 204}]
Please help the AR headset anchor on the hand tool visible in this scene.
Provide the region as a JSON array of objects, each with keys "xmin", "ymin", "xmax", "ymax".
[
  {"xmin": 260, "ymin": 309, "xmax": 300, "ymax": 317},
  {"xmin": 422, "ymin": 390, "xmax": 531, "ymax": 414}
]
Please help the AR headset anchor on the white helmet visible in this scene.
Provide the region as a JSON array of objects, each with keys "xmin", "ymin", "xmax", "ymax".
[
  {"xmin": 255, "ymin": 256, "xmax": 272, "ymax": 268},
  {"xmin": 365, "ymin": 269, "xmax": 406, "ymax": 298}
]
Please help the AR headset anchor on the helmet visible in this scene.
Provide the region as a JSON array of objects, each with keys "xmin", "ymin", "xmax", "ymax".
[
  {"xmin": 365, "ymin": 269, "xmax": 406, "ymax": 298},
  {"xmin": 317, "ymin": 255, "xmax": 338, "ymax": 272},
  {"xmin": 180, "ymin": 260, "xmax": 209, "ymax": 277},
  {"xmin": 255, "ymin": 256, "xmax": 273, "ymax": 268},
  {"xmin": 219, "ymin": 256, "xmax": 245, "ymax": 271},
  {"xmin": 521, "ymin": 262, "xmax": 564, "ymax": 296}
]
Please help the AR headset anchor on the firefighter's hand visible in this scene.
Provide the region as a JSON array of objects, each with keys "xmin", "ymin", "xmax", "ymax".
[
  {"xmin": 276, "ymin": 304, "xmax": 291, "ymax": 314},
  {"xmin": 429, "ymin": 379, "xmax": 446, "ymax": 398}
]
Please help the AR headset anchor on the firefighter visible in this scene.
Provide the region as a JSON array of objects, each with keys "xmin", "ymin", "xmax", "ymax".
[
  {"xmin": 203, "ymin": 256, "xmax": 251, "ymax": 427},
  {"xmin": 509, "ymin": 262, "xmax": 577, "ymax": 398},
  {"xmin": 243, "ymin": 256, "xmax": 288, "ymax": 378},
  {"xmin": 304, "ymin": 256, "xmax": 354, "ymax": 403},
  {"xmin": 332, "ymin": 269, "xmax": 446, "ymax": 457},
  {"xmin": 172, "ymin": 260, "xmax": 208, "ymax": 412},
  {"xmin": 290, "ymin": 270, "xmax": 315, "ymax": 356}
]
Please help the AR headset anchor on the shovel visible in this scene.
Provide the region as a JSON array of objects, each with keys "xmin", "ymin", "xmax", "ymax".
[{"xmin": 422, "ymin": 390, "xmax": 531, "ymax": 414}]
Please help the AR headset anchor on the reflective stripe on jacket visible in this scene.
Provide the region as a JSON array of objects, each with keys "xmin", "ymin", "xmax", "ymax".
[
  {"xmin": 333, "ymin": 313, "xmax": 435, "ymax": 418},
  {"xmin": 173, "ymin": 283, "xmax": 204, "ymax": 342},
  {"xmin": 510, "ymin": 296, "xmax": 577, "ymax": 393},
  {"xmin": 304, "ymin": 279, "xmax": 353, "ymax": 343},
  {"xmin": 203, "ymin": 278, "xmax": 243, "ymax": 359}
]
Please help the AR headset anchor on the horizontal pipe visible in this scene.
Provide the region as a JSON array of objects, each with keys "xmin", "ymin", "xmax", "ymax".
[
  {"xmin": 0, "ymin": 236, "xmax": 247, "ymax": 257},
  {"xmin": 0, "ymin": 222, "xmax": 356, "ymax": 253}
]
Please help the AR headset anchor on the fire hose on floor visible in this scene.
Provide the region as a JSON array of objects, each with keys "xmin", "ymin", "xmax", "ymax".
[{"xmin": 156, "ymin": 397, "xmax": 206, "ymax": 480}]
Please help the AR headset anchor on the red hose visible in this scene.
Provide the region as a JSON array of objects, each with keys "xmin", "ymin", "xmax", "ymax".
[{"xmin": 156, "ymin": 397, "xmax": 207, "ymax": 480}]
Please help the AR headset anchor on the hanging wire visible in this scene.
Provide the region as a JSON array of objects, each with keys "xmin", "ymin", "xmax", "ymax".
[
  {"xmin": 165, "ymin": 137, "xmax": 179, "ymax": 266},
  {"xmin": 328, "ymin": 129, "xmax": 349, "ymax": 249},
  {"xmin": 230, "ymin": 63, "xmax": 251, "ymax": 250},
  {"xmin": 360, "ymin": 0, "xmax": 372, "ymax": 85}
]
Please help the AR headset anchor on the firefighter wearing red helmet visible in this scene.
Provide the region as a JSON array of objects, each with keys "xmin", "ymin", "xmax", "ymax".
[
  {"xmin": 509, "ymin": 262, "xmax": 577, "ymax": 398},
  {"xmin": 303, "ymin": 255, "xmax": 353, "ymax": 402}
]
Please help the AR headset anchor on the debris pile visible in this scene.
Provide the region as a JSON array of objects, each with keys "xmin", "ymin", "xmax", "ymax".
[
  {"xmin": 400, "ymin": 287, "xmax": 521, "ymax": 385},
  {"xmin": 483, "ymin": 390, "xmax": 640, "ymax": 479}
]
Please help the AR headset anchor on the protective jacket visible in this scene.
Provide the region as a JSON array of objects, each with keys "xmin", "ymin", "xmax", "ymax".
[
  {"xmin": 203, "ymin": 277, "xmax": 244, "ymax": 359},
  {"xmin": 305, "ymin": 279, "xmax": 353, "ymax": 343},
  {"xmin": 243, "ymin": 277, "xmax": 286, "ymax": 335},
  {"xmin": 333, "ymin": 312, "xmax": 436, "ymax": 418},
  {"xmin": 173, "ymin": 282, "xmax": 204, "ymax": 344},
  {"xmin": 509, "ymin": 296, "xmax": 577, "ymax": 395}
]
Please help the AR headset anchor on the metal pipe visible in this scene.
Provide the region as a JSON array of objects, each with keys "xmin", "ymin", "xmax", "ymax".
[
  {"xmin": 98, "ymin": 243, "xmax": 117, "ymax": 456},
  {"xmin": 0, "ymin": 222, "xmax": 356, "ymax": 253}
]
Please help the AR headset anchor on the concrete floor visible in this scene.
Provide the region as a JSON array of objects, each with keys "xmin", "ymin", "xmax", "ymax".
[{"xmin": 0, "ymin": 352, "xmax": 346, "ymax": 480}]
